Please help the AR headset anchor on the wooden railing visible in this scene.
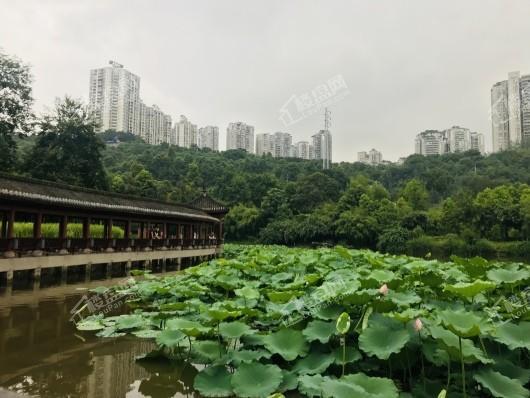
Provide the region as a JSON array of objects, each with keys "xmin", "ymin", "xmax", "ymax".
[{"xmin": 0, "ymin": 237, "xmax": 221, "ymax": 257}]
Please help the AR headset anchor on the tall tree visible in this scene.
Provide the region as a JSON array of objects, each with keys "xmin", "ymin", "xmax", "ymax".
[
  {"xmin": 0, "ymin": 50, "xmax": 33, "ymax": 171},
  {"xmin": 24, "ymin": 97, "xmax": 108, "ymax": 189}
]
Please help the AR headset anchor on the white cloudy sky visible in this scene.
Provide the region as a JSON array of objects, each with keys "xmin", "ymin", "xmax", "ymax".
[{"xmin": 2, "ymin": 0, "xmax": 530, "ymax": 161}]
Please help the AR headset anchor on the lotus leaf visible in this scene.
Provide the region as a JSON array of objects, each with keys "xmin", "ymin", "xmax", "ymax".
[
  {"xmin": 231, "ymin": 363, "xmax": 283, "ymax": 398},
  {"xmin": 474, "ymin": 369, "xmax": 529, "ymax": 398},
  {"xmin": 321, "ymin": 373, "xmax": 399, "ymax": 398},
  {"xmin": 444, "ymin": 279, "xmax": 496, "ymax": 298},
  {"xmin": 263, "ymin": 329, "xmax": 309, "ymax": 361},
  {"xmin": 303, "ymin": 320, "xmax": 337, "ymax": 343},
  {"xmin": 358, "ymin": 315, "xmax": 410, "ymax": 360},
  {"xmin": 194, "ymin": 365, "xmax": 233, "ymax": 397},
  {"xmin": 487, "ymin": 268, "xmax": 530, "ymax": 285},
  {"xmin": 438, "ymin": 309, "xmax": 488, "ymax": 337},
  {"xmin": 292, "ymin": 351, "xmax": 335, "ymax": 375},
  {"xmin": 298, "ymin": 374, "xmax": 329, "ymax": 397},
  {"xmin": 494, "ymin": 321, "xmax": 530, "ymax": 350}
]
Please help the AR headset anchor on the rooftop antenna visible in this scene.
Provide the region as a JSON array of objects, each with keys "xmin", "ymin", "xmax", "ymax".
[{"xmin": 324, "ymin": 107, "xmax": 331, "ymax": 131}]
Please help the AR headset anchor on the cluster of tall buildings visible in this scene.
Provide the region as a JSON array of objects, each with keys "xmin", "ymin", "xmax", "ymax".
[
  {"xmin": 89, "ymin": 61, "xmax": 332, "ymax": 168},
  {"xmin": 357, "ymin": 149, "xmax": 383, "ymax": 165},
  {"xmin": 254, "ymin": 129, "xmax": 332, "ymax": 168},
  {"xmin": 415, "ymin": 126, "xmax": 485, "ymax": 156},
  {"xmin": 89, "ymin": 61, "xmax": 218, "ymax": 151},
  {"xmin": 491, "ymin": 71, "xmax": 530, "ymax": 152}
]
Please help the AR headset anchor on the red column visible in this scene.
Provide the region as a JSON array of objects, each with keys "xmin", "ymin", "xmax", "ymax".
[
  {"xmin": 33, "ymin": 213, "xmax": 43, "ymax": 239},
  {"xmin": 7, "ymin": 210, "xmax": 15, "ymax": 239}
]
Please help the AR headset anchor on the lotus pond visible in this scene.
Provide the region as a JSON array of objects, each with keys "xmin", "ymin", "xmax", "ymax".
[{"xmin": 77, "ymin": 245, "xmax": 530, "ymax": 397}]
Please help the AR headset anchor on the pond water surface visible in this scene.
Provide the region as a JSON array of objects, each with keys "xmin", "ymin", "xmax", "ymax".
[{"xmin": 0, "ymin": 273, "xmax": 202, "ymax": 398}]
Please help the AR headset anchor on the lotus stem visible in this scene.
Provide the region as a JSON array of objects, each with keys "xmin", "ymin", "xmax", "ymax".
[
  {"xmin": 446, "ymin": 358, "xmax": 451, "ymax": 391},
  {"xmin": 341, "ymin": 336, "xmax": 346, "ymax": 376},
  {"xmin": 418, "ymin": 330, "xmax": 425, "ymax": 390},
  {"xmin": 459, "ymin": 336, "xmax": 466, "ymax": 398}
]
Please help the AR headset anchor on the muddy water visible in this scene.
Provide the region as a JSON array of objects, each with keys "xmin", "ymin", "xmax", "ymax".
[{"xmin": 0, "ymin": 274, "xmax": 201, "ymax": 398}]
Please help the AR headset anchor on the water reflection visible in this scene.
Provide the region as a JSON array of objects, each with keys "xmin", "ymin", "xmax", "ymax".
[{"xmin": 0, "ymin": 276, "xmax": 200, "ymax": 398}]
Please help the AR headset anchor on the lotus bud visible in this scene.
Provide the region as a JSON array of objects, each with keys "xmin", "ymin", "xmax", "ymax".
[
  {"xmin": 414, "ymin": 318, "xmax": 423, "ymax": 332},
  {"xmin": 378, "ymin": 283, "xmax": 389, "ymax": 295}
]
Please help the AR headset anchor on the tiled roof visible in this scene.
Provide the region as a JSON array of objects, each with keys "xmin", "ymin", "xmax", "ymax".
[
  {"xmin": 0, "ymin": 173, "xmax": 219, "ymax": 222},
  {"xmin": 190, "ymin": 192, "xmax": 229, "ymax": 214}
]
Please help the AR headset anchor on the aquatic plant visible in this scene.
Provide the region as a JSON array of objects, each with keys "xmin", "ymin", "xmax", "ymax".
[{"xmin": 78, "ymin": 245, "xmax": 530, "ymax": 397}]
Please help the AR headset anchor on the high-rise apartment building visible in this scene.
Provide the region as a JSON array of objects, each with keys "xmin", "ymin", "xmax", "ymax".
[
  {"xmin": 312, "ymin": 130, "xmax": 332, "ymax": 169},
  {"xmin": 89, "ymin": 61, "xmax": 141, "ymax": 134},
  {"xmin": 415, "ymin": 130, "xmax": 447, "ymax": 156},
  {"xmin": 135, "ymin": 101, "xmax": 172, "ymax": 145},
  {"xmin": 226, "ymin": 122, "xmax": 254, "ymax": 153},
  {"xmin": 198, "ymin": 126, "xmax": 219, "ymax": 151},
  {"xmin": 491, "ymin": 71, "xmax": 530, "ymax": 151},
  {"xmin": 256, "ymin": 132, "xmax": 293, "ymax": 158},
  {"xmin": 171, "ymin": 115, "xmax": 197, "ymax": 148},
  {"xmin": 415, "ymin": 127, "xmax": 485, "ymax": 156},
  {"xmin": 89, "ymin": 61, "xmax": 174, "ymax": 146},
  {"xmin": 358, "ymin": 149, "xmax": 383, "ymax": 165},
  {"xmin": 296, "ymin": 141, "xmax": 314, "ymax": 160}
]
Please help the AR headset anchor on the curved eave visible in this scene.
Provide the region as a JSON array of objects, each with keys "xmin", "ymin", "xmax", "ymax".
[{"xmin": 0, "ymin": 189, "xmax": 220, "ymax": 223}]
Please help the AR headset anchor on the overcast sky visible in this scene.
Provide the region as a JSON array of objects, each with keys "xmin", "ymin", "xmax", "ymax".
[{"xmin": 2, "ymin": 0, "xmax": 530, "ymax": 161}]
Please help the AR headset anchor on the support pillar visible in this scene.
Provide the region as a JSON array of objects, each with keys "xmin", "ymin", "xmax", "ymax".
[
  {"xmin": 125, "ymin": 260, "xmax": 132, "ymax": 276},
  {"xmin": 177, "ymin": 258, "xmax": 182, "ymax": 271},
  {"xmin": 161, "ymin": 258, "xmax": 167, "ymax": 273},
  {"xmin": 61, "ymin": 266, "xmax": 68, "ymax": 285},
  {"xmin": 106, "ymin": 262, "xmax": 112, "ymax": 279},
  {"xmin": 85, "ymin": 263, "xmax": 92, "ymax": 282},
  {"xmin": 0, "ymin": 211, "xmax": 6, "ymax": 238},
  {"xmin": 6, "ymin": 270, "xmax": 13, "ymax": 286},
  {"xmin": 33, "ymin": 267, "xmax": 41, "ymax": 290},
  {"xmin": 59, "ymin": 215, "xmax": 68, "ymax": 254},
  {"xmin": 4, "ymin": 210, "xmax": 15, "ymax": 258},
  {"xmin": 32, "ymin": 213, "xmax": 43, "ymax": 256},
  {"xmin": 82, "ymin": 217, "xmax": 91, "ymax": 253}
]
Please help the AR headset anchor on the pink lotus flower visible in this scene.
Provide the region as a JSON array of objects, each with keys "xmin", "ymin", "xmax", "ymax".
[
  {"xmin": 378, "ymin": 283, "xmax": 389, "ymax": 295},
  {"xmin": 414, "ymin": 318, "xmax": 423, "ymax": 332}
]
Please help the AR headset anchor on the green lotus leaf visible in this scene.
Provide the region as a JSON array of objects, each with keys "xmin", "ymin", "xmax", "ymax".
[
  {"xmin": 76, "ymin": 319, "xmax": 105, "ymax": 331},
  {"xmin": 444, "ymin": 279, "xmax": 496, "ymax": 298},
  {"xmin": 159, "ymin": 302, "xmax": 187, "ymax": 311},
  {"xmin": 473, "ymin": 369, "xmax": 529, "ymax": 398},
  {"xmin": 487, "ymin": 268, "xmax": 530, "ymax": 285},
  {"xmin": 192, "ymin": 340, "xmax": 227, "ymax": 363},
  {"xmin": 231, "ymin": 362, "xmax": 283, "ymax": 398},
  {"xmin": 298, "ymin": 374, "xmax": 329, "ymax": 397},
  {"xmin": 388, "ymin": 308, "xmax": 426, "ymax": 323},
  {"xmin": 96, "ymin": 327, "xmax": 125, "ymax": 338},
  {"xmin": 263, "ymin": 328, "xmax": 309, "ymax": 361},
  {"xmin": 194, "ymin": 365, "xmax": 233, "ymax": 397},
  {"xmin": 386, "ymin": 291, "xmax": 422, "ymax": 307},
  {"xmin": 313, "ymin": 304, "xmax": 345, "ymax": 320},
  {"xmin": 267, "ymin": 394, "xmax": 285, "ymax": 398},
  {"xmin": 303, "ymin": 319, "xmax": 337, "ymax": 343},
  {"xmin": 278, "ymin": 370, "xmax": 298, "ymax": 392},
  {"xmin": 438, "ymin": 309, "xmax": 488, "ymax": 337},
  {"xmin": 335, "ymin": 245, "xmax": 353, "ymax": 260},
  {"xmin": 219, "ymin": 321, "xmax": 253, "ymax": 339},
  {"xmin": 292, "ymin": 352, "xmax": 335, "ymax": 375},
  {"xmin": 155, "ymin": 329, "xmax": 186, "ymax": 348},
  {"xmin": 492, "ymin": 359, "xmax": 530, "ymax": 385},
  {"xmin": 428, "ymin": 325, "xmax": 492, "ymax": 364},
  {"xmin": 267, "ymin": 291, "xmax": 299, "ymax": 303},
  {"xmin": 332, "ymin": 346, "xmax": 362, "ymax": 365},
  {"xmin": 335, "ymin": 312, "xmax": 351, "ymax": 335},
  {"xmin": 229, "ymin": 349, "xmax": 272, "ymax": 365},
  {"xmin": 235, "ymin": 286, "xmax": 261, "ymax": 300},
  {"xmin": 321, "ymin": 373, "xmax": 399, "ymax": 398},
  {"xmin": 132, "ymin": 329, "xmax": 160, "ymax": 339},
  {"xmin": 358, "ymin": 315, "xmax": 410, "ymax": 360},
  {"xmin": 494, "ymin": 321, "xmax": 530, "ymax": 350},
  {"xmin": 165, "ymin": 318, "xmax": 210, "ymax": 337},
  {"xmin": 115, "ymin": 314, "xmax": 146, "ymax": 330},
  {"xmin": 367, "ymin": 269, "xmax": 396, "ymax": 283}
]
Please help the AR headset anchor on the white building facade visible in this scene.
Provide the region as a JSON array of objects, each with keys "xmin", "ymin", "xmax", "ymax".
[
  {"xmin": 198, "ymin": 126, "xmax": 219, "ymax": 151},
  {"xmin": 226, "ymin": 122, "xmax": 255, "ymax": 153},
  {"xmin": 312, "ymin": 130, "xmax": 332, "ymax": 169},
  {"xmin": 491, "ymin": 71, "xmax": 530, "ymax": 151},
  {"xmin": 171, "ymin": 115, "xmax": 197, "ymax": 148},
  {"xmin": 358, "ymin": 149, "xmax": 383, "ymax": 165}
]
